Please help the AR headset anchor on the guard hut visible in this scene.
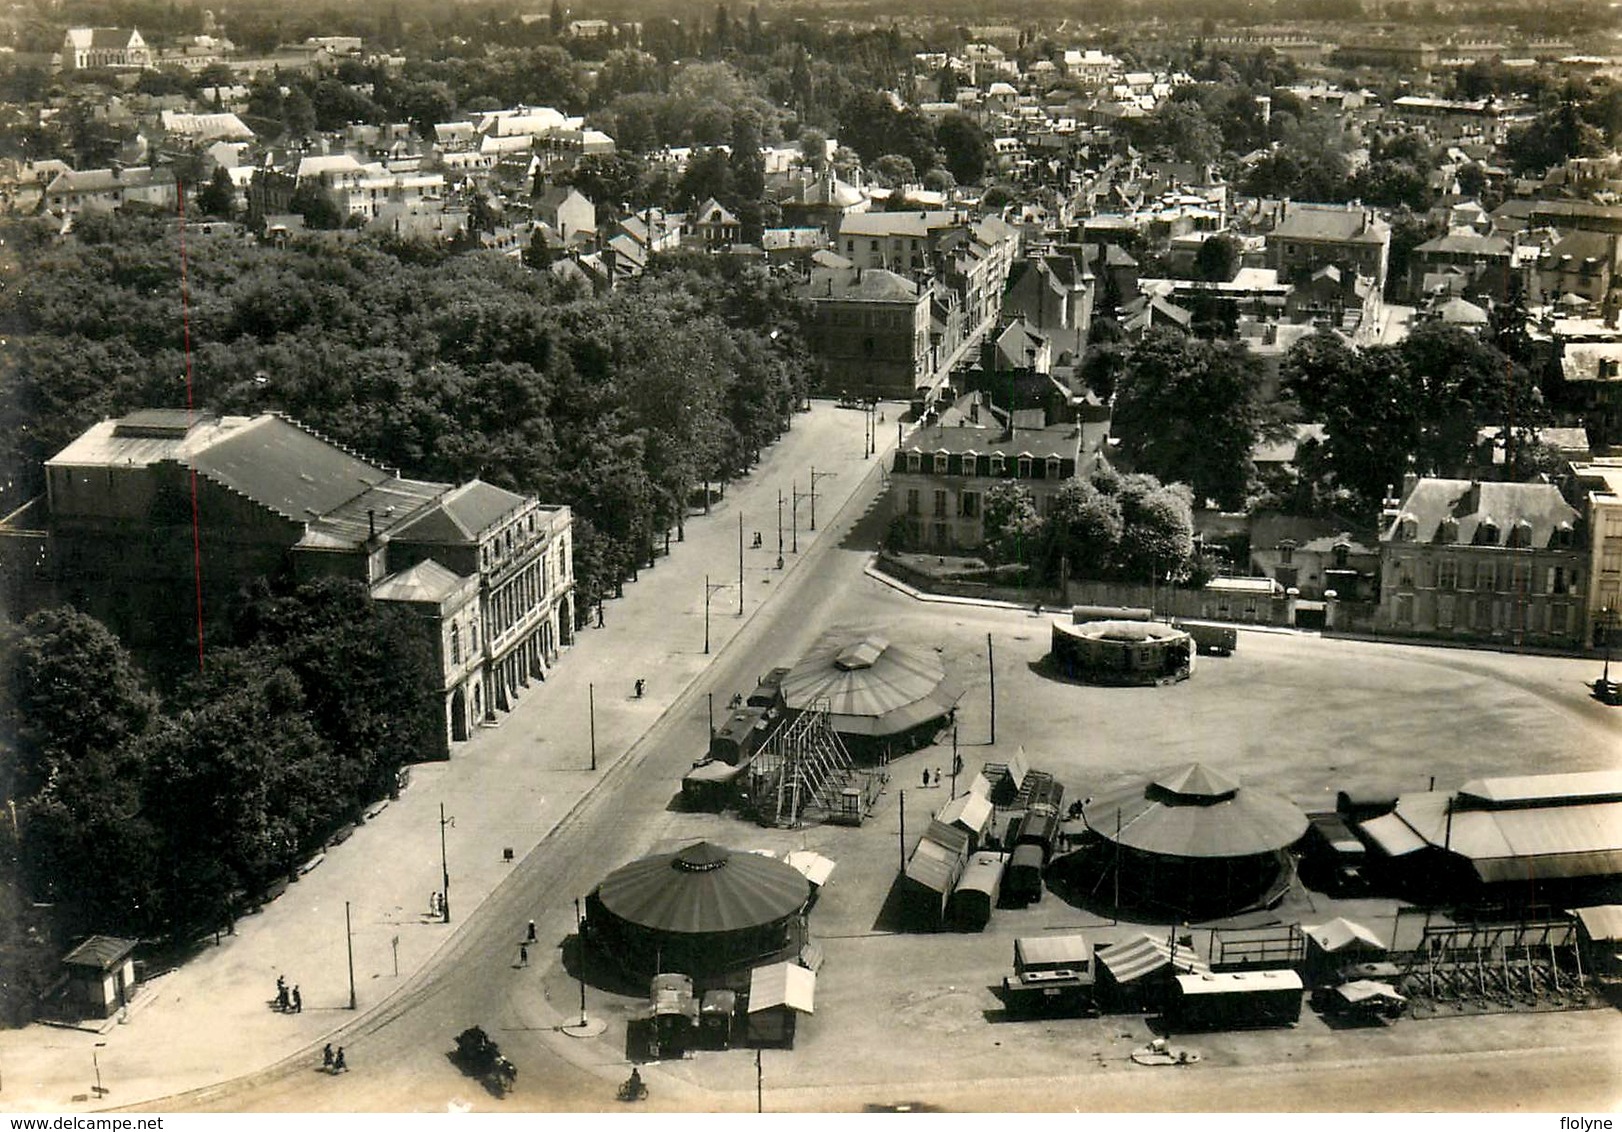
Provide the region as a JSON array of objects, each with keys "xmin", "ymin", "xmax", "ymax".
[
  {"xmin": 746, "ymin": 961, "xmax": 815, "ymax": 1047},
  {"xmin": 1301, "ymin": 917, "xmax": 1387, "ymax": 986},
  {"xmin": 61, "ymin": 936, "xmax": 138, "ymax": 1018}
]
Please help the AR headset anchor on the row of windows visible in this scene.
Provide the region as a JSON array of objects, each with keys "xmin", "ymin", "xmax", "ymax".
[
  {"xmin": 900, "ymin": 451, "xmax": 1069, "ymax": 479},
  {"xmin": 905, "ymin": 488, "xmax": 984, "ymax": 519},
  {"xmin": 481, "ymin": 512, "xmax": 544, "ymax": 570},
  {"xmin": 1391, "ymin": 516, "xmax": 1576, "ymax": 548},
  {"xmin": 1394, "ymin": 593, "xmax": 1578, "ymax": 636},
  {"xmin": 1391, "ymin": 556, "xmax": 1581, "ymax": 595}
]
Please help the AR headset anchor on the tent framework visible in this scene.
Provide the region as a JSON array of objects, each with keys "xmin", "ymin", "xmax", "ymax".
[
  {"xmin": 750, "ymin": 699, "xmax": 879, "ymax": 828},
  {"xmin": 1397, "ymin": 918, "xmax": 1598, "ymax": 1016},
  {"xmin": 1212, "ymin": 924, "xmax": 1304, "ymax": 970}
]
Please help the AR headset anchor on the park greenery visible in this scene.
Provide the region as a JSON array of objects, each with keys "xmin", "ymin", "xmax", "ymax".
[
  {"xmin": 0, "ymin": 211, "xmax": 814, "ymax": 619},
  {"xmin": 0, "ymin": 582, "xmax": 440, "ymax": 961}
]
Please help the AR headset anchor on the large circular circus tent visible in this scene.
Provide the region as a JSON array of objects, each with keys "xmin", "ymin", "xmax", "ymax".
[
  {"xmin": 1067, "ymin": 764, "xmax": 1309, "ymax": 918},
  {"xmin": 780, "ymin": 633, "xmax": 960, "ymax": 751},
  {"xmin": 584, "ymin": 841, "xmax": 811, "ymax": 980}
]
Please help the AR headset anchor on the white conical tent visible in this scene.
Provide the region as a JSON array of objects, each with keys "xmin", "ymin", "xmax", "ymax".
[
  {"xmin": 1081, "ymin": 763, "xmax": 1309, "ymax": 859},
  {"xmin": 780, "ymin": 633, "xmax": 961, "ymax": 736}
]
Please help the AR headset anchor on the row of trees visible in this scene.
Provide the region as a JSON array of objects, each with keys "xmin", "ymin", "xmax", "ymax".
[
  {"xmin": 3, "ymin": 584, "xmax": 440, "ymax": 944},
  {"xmin": 0, "ymin": 212, "xmax": 814, "ymax": 618}
]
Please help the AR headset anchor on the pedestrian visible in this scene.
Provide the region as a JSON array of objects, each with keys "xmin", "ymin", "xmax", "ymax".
[
  {"xmin": 291, "ymin": 985, "xmax": 302, "ymax": 1013},
  {"xmin": 277, "ymin": 983, "xmax": 289, "ymax": 1012},
  {"xmin": 526, "ymin": 919, "xmax": 537, "ymax": 942},
  {"xmin": 933, "ymin": 768, "xmax": 942, "ymax": 788},
  {"xmin": 922, "ymin": 768, "xmax": 930, "ymax": 789},
  {"xmin": 333, "ymin": 1047, "xmax": 347, "ymax": 1073},
  {"xmin": 323, "ymin": 1044, "xmax": 334, "ymax": 1070},
  {"xmin": 519, "ymin": 943, "xmax": 529, "ymax": 966},
  {"xmin": 596, "ymin": 602, "xmax": 605, "ymax": 628}
]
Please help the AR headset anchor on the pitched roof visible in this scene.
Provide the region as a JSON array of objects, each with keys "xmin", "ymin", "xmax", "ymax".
[
  {"xmin": 807, "ymin": 265, "xmax": 923, "ymax": 303},
  {"xmin": 62, "ymin": 935, "xmax": 138, "ymax": 970},
  {"xmin": 1271, "ymin": 202, "xmax": 1389, "ymax": 245},
  {"xmin": 391, "ymin": 479, "xmax": 527, "ymax": 544},
  {"xmin": 1385, "ymin": 478, "xmax": 1579, "ymax": 547},
  {"xmin": 371, "ymin": 558, "xmax": 469, "ymax": 604}
]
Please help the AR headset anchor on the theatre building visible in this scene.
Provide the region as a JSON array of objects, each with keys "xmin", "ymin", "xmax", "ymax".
[{"xmin": 0, "ymin": 409, "xmax": 573, "ymax": 756}]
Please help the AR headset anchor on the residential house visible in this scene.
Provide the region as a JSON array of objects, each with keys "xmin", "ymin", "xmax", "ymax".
[
  {"xmin": 1266, "ymin": 201, "xmax": 1392, "ymax": 296},
  {"xmin": 1407, "ymin": 230, "xmax": 1512, "ymax": 302},
  {"xmin": 1249, "ymin": 512, "xmax": 1379, "ymax": 600},
  {"xmin": 888, "ymin": 395, "xmax": 1098, "ymax": 551},
  {"xmin": 802, "ymin": 265, "xmax": 931, "ymax": 400},
  {"xmin": 43, "ymin": 166, "xmax": 178, "ymax": 218},
  {"xmin": 1000, "ymin": 254, "xmax": 1093, "ymax": 365},
  {"xmin": 1558, "ymin": 339, "xmax": 1622, "ymax": 448},
  {"xmin": 1376, "ymin": 476, "xmax": 1586, "ymax": 645},
  {"xmin": 1568, "ymin": 460, "xmax": 1622, "ymax": 646},
  {"xmin": 59, "ymin": 27, "xmax": 151, "ymax": 71},
  {"xmin": 533, "ymin": 185, "xmax": 595, "ymax": 242},
  {"xmin": 690, "ymin": 198, "xmax": 741, "ymax": 250},
  {"xmin": 4, "ymin": 410, "xmax": 574, "ymax": 756},
  {"xmin": 1535, "ymin": 230, "xmax": 1620, "ymax": 306}
]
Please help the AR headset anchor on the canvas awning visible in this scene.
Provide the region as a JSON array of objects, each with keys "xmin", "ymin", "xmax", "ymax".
[
  {"xmin": 1097, "ymin": 934, "xmax": 1210, "ymax": 984},
  {"xmin": 1303, "ymin": 917, "xmax": 1386, "ymax": 954},
  {"xmin": 1081, "ymin": 764, "xmax": 1309, "ymax": 859},
  {"xmin": 1574, "ymin": 905, "xmax": 1622, "ymax": 943},
  {"xmin": 1015, "ymin": 934, "xmax": 1091, "ymax": 970},
  {"xmin": 781, "ymin": 633, "xmax": 961, "ymax": 736},
  {"xmin": 749, "ymin": 961, "xmax": 815, "ymax": 1014},
  {"xmin": 784, "ymin": 850, "xmax": 836, "ymax": 888},
  {"xmin": 1335, "ymin": 979, "xmax": 1405, "ymax": 1005},
  {"xmin": 595, "ymin": 842, "xmax": 810, "ymax": 935}
]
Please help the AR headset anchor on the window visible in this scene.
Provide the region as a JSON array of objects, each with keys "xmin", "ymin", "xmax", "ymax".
[
  {"xmin": 934, "ymin": 452, "xmax": 950, "ymax": 474},
  {"xmin": 1333, "ymin": 543, "xmax": 1350, "ymax": 569},
  {"xmin": 1438, "ymin": 558, "xmax": 1457, "ymax": 589},
  {"xmin": 1437, "ymin": 593, "xmax": 1455, "ymax": 629},
  {"xmin": 906, "ymin": 452, "xmax": 922, "ymax": 473},
  {"xmin": 451, "ymin": 624, "xmax": 461, "ymax": 664},
  {"xmin": 1396, "ymin": 594, "xmax": 1414, "ymax": 625},
  {"xmin": 933, "ymin": 522, "xmax": 949, "ymax": 546},
  {"xmin": 990, "ymin": 454, "xmax": 1006, "ymax": 476},
  {"xmin": 961, "ymin": 453, "xmax": 978, "ymax": 477},
  {"xmin": 1511, "ymin": 561, "xmax": 1529, "ymax": 593},
  {"xmin": 906, "ymin": 489, "xmax": 920, "ymax": 516},
  {"xmin": 1017, "ymin": 456, "xmax": 1033, "ymax": 478},
  {"xmin": 1548, "ymin": 566, "xmax": 1567, "ymax": 595},
  {"xmin": 1046, "ymin": 457, "xmax": 1062, "ymax": 480},
  {"xmin": 1603, "ymin": 549, "xmax": 1622, "ymax": 575},
  {"xmin": 961, "ymin": 491, "xmax": 981, "ymax": 519},
  {"xmin": 933, "ymin": 490, "xmax": 948, "ymax": 518},
  {"xmin": 1396, "ymin": 557, "xmax": 1413, "ymax": 588}
]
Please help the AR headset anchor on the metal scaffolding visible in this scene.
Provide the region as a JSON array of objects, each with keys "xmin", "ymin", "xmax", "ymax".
[
  {"xmin": 750, "ymin": 700, "xmax": 875, "ymax": 828},
  {"xmin": 1397, "ymin": 917, "xmax": 1593, "ymax": 1016}
]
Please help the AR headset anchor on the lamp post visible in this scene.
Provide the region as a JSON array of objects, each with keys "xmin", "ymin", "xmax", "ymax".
[
  {"xmin": 791, "ymin": 483, "xmax": 800, "ymax": 553},
  {"xmin": 345, "ymin": 900, "xmax": 356, "ymax": 1009},
  {"xmin": 737, "ymin": 512, "xmax": 745, "ymax": 616},
  {"xmin": 92, "ymin": 1042, "xmax": 107, "ymax": 1097},
  {"xmin": 704, "ymin": 575, "xmax": 730, "ymax": 654},
  {"xmin": 588, "ymin": 682, "xmax": 597, "ymax": 771},
  {"xmin": 808, "ymin": 467, "xmax": 835, "ymax": 530},
  {"xmin": 438, "ymin": 802, "xmax": 453, "ymax": 923}
]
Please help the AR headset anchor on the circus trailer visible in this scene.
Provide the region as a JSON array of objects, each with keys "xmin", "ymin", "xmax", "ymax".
[
  {"xmin": 1165, "ymin": 970, "xmax": 1303, "ymax": 1031},
  {"xmin": 948, "ymin": 851, "xmax": 1006, "ymax": 931},
  {"xmin": 1003, "ymin": 934, "xmax": 1095, "ymax": 1017},
  {"xmin": 710, "ymin": 705, "xmax": 777, "ymax": 765},
  {"xmin": 682, "ymin": 758, "xmax": 749, "ymax": 812},
  {"xmin": 1005, "ymin": 842, "xmax": 1046, "ymax": 906},
  {"xmin": 645, "ymin": 973, "xmax": 700, "ymax": 1059}
]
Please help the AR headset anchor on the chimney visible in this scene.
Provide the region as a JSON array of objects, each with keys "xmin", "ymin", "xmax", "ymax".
[
  {"xmin": 367, "ymin": 509, "xmax": 376, "ymax": 538},
  {"xmin": 1401, "ymin": 471, "xmax": 1418, "ymax": 500}
]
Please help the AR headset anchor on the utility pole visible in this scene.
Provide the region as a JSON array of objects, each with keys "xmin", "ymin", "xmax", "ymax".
[
  {"xmin": 345, "ymin": 900, "xmax": 356, "ymax": 1009},
  {"xmin": 575, "ymin": 897, "xmax": 588, "ymax": 1028},
  {"xmin": 756, "ymin": 1047, "xmax": 763, "ymax": 1113},
  {"xmin": 588, "ymin": 683, "xmax": 597, "ymax": 771},
  {"xmin": 92, "ymin": 1043, "xmax": 107, "ymax": 1097},
  {"xmin": 791, "ymin": 482, "xmax": 800, "ymax": 553},
  {"xmin": 808, "ymin": 467, "xmax": 834, "ymax": 530},
  {"xmin": 704, "ymin": 575, "xmax": 729, "ymax": 654},
  {"xmin": 950, "ymin": 723, "xmax": 959, "ymax": 799},
  {"xmin": 707, "ymin": 691, "xmax": 715, "ymax": 739},
  {"xmin": 438, "ymin": 803, "xmax": 453, "ymax": 923},
  {"xmin": 987, "ymin": 633, "xmax": 996, "ymax": 745},
  {"xmin": 898, "ymin": 789, "xmax": 906, "ymax": 872},
  {"xmin": 737, "ymin": 512, "xmax": 745, "ymax": 616},
  {"xmin": 777, "ymin": 490, "xmax": 784, "ymax": 557}
]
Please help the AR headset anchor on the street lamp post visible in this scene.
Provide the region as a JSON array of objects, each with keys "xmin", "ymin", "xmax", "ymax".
[
  {"xmin": 808, "ymin": 467, "xmax": 835, "ymax": 530},
  {"xmin": 737, "ymin": 513, "xmax": 745, "ymax": 616},
  {"xmin": 588, "ymin": 682, "xmax": 597, "ymax": 771},
  {"xmin": 704, "ymin": 575, "xmax": 730, "ymax": 654},
  {"xmin": 92, "ymin": 1042, "xmax": 107, "ymax": 1097},
  {"xmin": 438, "ymin": 802, "xmax": 453, "ymax": 923},
  {"xmin": 791, "ymin": 483, "xmax": 800, "ymax": 553}
]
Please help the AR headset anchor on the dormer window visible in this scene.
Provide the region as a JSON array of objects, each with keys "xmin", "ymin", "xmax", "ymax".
[
  {"xmin": 1278, "ymin": 540, "xmax": 1296, "ymax": 565},
  {"xmin": 1553, "ymin": 520, "xmax": 1574, "ymax": 548},
  {"xmin": 1507, "ymin": 519, "xmax": 1533, "ymax": 548},
  {"xmin": 934, "ymin": 451, "xmax": 950, "ymax": 475},
  {"xmin": 1046, "ymin": 457, "xmax": 1062, "ymax": 480},
  {"xmin": 907, "ymin": 451, "xmax": 922, "ymax": 473},
  {"xmin": 1437, "ymin": 516, "xmax": 1460, "ymax": 544},
  {"xmin": 1332, "ymin": 542, "xmax": 1350, "ymax": 569},
  {"xmin": 961, "ymin": 452, "xmax": 978, "ymax": 477},
  {"xmin": 1475, "ymin": 517, "xmax": 1499, "ymax": 546},
  {"xmin": 1017, "ymin": 455, "xmax": 1033, "ymax": 478},
  {"xmin": 1397, "ymin": 513, "xmax": 1418, "ymax": 542},
  {"xmin": 990, "ymin": 454, "xmax": 1006, "ymax": 476}
]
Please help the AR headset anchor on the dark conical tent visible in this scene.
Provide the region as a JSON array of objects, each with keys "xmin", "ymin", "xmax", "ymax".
[
  {"xmin": 586, "ymin": 842, "xmax": 811, "ymax": 981},
  {"xmin": 780, "ymin": 633, "xmax": 960, "ymax": 738},
  {"xmin": 1072, "ymin": 764, "xmax": 1309, "ymax": 918}
]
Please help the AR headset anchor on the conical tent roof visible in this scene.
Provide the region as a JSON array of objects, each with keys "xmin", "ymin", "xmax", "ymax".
[
  {"xmin": 780, "ymin": 633, "xmax": 961, "ymax": 736},
  {"xmin": 595, "ymin": 841, "xmax": 810, "ymax": 935},
  {"xmin": 1082, "ymin": 764, "xmax": 1308, "ymax": 859}
]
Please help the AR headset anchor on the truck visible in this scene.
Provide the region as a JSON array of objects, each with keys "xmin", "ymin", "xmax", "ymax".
[{"xmin": 1001, "ymin": 934, "xmax": 1095, "ymax": 1017}]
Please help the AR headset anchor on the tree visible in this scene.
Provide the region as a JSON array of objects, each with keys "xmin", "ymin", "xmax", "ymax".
[
  {"xmin": 935, "ymin": 112, "xmax": 992, "ymax": 184},
  {"xmin": 288, "ymin": 180, "xmax": 342, "ymax": 229},
  {"xmin": 1111, "ymin": 329, "xmax": 1276, "ymax": 510},
  {"xmin": 728, "ymin": 110, "xmax": 766, "ymax": 244},
  {"xmin": 1039, "ymin": 476, "xmax": 1123, "ymax": 582},
  {"xmin": 1112, "ymin": 472, "xmax": 1196, "ymax": 581},
  {"xmin": 981, "ymin": 481, "xmax": 1042, "ymax": 566},
  {"xmin": 197, "ymin": 165, "xmax": 237, "ymax": 218},
  {"xmin": 1195, "ymin": 232, "xmax": 1240, "ymax": 282},
  {"xmin": 869, "ymin": 153, "xmax": 917, "ymax": 188}
]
